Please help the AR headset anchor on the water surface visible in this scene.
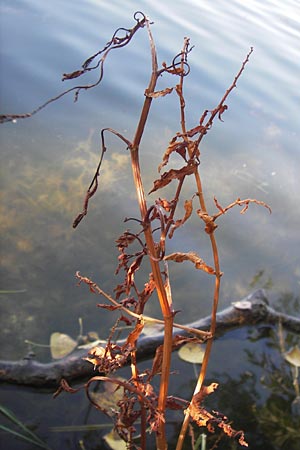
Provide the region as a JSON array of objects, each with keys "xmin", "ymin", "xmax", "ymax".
[{"xmin": 0, "ymin": 1, "xmax": 299, "ymax": 448}]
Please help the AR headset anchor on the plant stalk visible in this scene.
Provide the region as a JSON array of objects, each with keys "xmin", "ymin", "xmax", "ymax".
[{"xmin": 129, "ymin": 17, "xmax": 174, "ymax": 450}]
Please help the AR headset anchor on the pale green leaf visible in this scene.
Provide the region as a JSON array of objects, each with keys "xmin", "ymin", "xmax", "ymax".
[
  {"xmin": 50, "ymin": 332, "xmax": 77, "ymax": 359},
  {"xmin": 178, "ymin": 342, "xmax": 205, "ymax": 364},
  {"xmin": 284, "ymin": 345, "xmax": 300, "ymax": 367},
  {"xmin": 103, "ymin": 429, "xmax": 127, "ymax": 450}
]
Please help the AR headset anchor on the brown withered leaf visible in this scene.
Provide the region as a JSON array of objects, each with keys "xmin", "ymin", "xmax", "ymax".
[
  {"xmin": 139, "ymin": 275, "xmax": 156, "ymax": 309},
  {"xmin": 149, "ymin": 163, "xmax": 197, "ymax": 194},
  {"xmin": 126, "ymin": 253, "xmax": 144, "ymax": 292},
  {"xmin": 119, "ymin": 315, "xmax": 133, "ymax": 326},
  {"xmin": 188, "ymin": 384, "xmax": 248, "ymax": 447},
  {"xmin": 213, "ymin": 196, "xmax": 225, "ymax": 213},
  {"xmin": 116, "ymin": 232, "xmax": 137, "ymax": 250},
  {"xmin": 148, "ymin": 344, "xmax": 164, "ymax": 380},
  {"xmin": 145, "ymin": 87, "xmax": 174, "ymax": 98},
  {"xmin": 185, "ymin": 124, "xmax": 207, "ymax": 137},
  {"xmin": 122, "ymin": 320, "xmax": 144, "ymax": 352},
  {"xmin": 169, "ymin": 198, "xmax": 193, "ymax": 238},
  {"xmin": 62, "ymin": 69, "xmax": 85, "ymax": 81},
  {"xmin": 114, "ymin": 283, "xmax": 127, "ymax": 300},
  {"xmin": 84, "ymin": 344, "xmax": 126, "ymax": 372},
  {"xmin": 158, "ymin": 139, "xmax": 188, "ymax": 172},
  {"xmin": 190, "ymin": 404, "xmax": 249, "ymax": 446},
  {"xmin": 148, "ymin": 335, "xmax": 200, "ymax": 380},
  {"xmin": 197, "ymin": 209, "xmax": 218, "ymax": 234},
  {"xmin": 218, "ymin": 104, "xmax": 228, "ymax": 121},
  {"xmin": 97, "ymin": 303, "xmax": 121, "ymax": 311},
  {"xmin": 161, "ymin": 62, "xmax": 184, "ymax": 75},
  {"xmin": 164, "ymin": 251, "xmax": 215, "ymax": 274},
  {"xmin": 156, "ymin": 198, "xmax": 175, "ymax": 212},
  {"xmin": 166, "ymin": 396, "xmax": 185, "ymax": 411}
]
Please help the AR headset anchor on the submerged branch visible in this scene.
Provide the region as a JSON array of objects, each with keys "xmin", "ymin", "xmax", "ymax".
[{"xmin": 1, "ymin": 290, "xmax": 300, "ymax": 387}]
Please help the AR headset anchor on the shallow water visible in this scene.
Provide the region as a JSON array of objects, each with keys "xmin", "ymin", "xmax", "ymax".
[{"xmin": 0, "ymin": 0, "xmax": 300, "ymax": 448}]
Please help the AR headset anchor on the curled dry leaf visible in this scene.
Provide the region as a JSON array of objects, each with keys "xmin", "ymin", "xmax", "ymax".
[
  {"xmin": 62, "ymin": 69, "xmax": 85, "ymax": 81},
  {"xmin": 149, "ymin": 162, "xmax": 197, "ymax": 194},
  {"xmin": 169, "ymin": 198, "xmax": 193, "ymax": 238},
  {"xmin": 164, "ymin": 251, "xmax": 215, "ymax": 274},
  {"xmin": 218, "ymin": 104, "xmax": 228, "ymax": 121},
  {"xmin": 197, "ymin": 210, "xmax": 218, "ymax": 234},
  {"xmin": 189, "ymin": 384, "xmax": 248, "ymax": 447},
  {"xmin": 97, "ymin": 303, "xmax": 121, "ymax": 311},
  {"xmin": 145, "ymin": 87, "xmax": 174, "ymax": 98},
  {"xmin": 185, "ymin": 124, "xmax": 207, "ymax": 137},
  {"xmin": 122, "ymin": 319, "xmax": 145, "ymax": 352},
  {"xmin": 126, "ymin": 253, "xmax": 144, "ymax": 292},
  {"xmin": 158, "ymin": 138, "xmax": 188, "ymax": 172}
]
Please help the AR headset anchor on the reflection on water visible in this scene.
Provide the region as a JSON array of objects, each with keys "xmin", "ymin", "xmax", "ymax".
[{"xmin": 0, "ymin": 0, "xmax": 300, "ymax": 448}]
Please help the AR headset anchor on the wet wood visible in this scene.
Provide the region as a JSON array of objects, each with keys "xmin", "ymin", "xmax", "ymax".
[{"xmin": 0, "ymin": 289, "xmax": 299, "ymax": 387}]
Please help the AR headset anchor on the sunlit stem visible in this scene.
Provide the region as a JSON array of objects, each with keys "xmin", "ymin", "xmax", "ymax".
[
  {"xmin": 175, "ymin": 46, "xmax": 222, "ymax": 450},
  {"xmin": 130, "ymin": 17, "xmax": 173, "ymax": 450}
]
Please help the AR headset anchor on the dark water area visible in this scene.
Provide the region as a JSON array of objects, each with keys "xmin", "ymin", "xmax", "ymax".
[{"xmin": 0, "ymin": 0, "xmax": 300, "ymax": 448}]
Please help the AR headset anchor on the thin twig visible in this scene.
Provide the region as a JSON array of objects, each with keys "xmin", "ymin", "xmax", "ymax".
[{"xmin": 0, "ymin": 12, "xmax": 147, "ymax": 124}]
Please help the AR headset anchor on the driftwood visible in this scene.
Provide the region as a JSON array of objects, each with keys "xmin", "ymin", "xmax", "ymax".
[{"xmin": 0, "ymin": 289, "xmax": 299, "ymax": 388}]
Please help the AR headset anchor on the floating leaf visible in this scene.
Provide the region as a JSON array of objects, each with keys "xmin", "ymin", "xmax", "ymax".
[
  {"xmin": 232, "ymin": 300, "xmax": 252, "ymax": 310},
  {"xmin": 178, "ymin": 342, "xmax": 205, "ymax": 364},
  {"xmin": 90, "ymin": 377, "xmax": 125, "ymax": 417},
  {"xmin": 142, "ymin": 322, "xmax": 164, "ymax": 336},
  {"xmin": 284, "ymin": 345, "xmax": 300, "ymax": 367},
  {"xmin": 50, "ymin": 332, "xmax": 77, "ymax": 359},
  {"xmin": 103, "ymin": 429, "xmax": 127, "ymax": 450}
]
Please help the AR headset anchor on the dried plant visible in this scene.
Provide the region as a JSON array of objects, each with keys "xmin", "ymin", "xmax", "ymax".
[{"xmin": 1, "ymin": 12, "xmax": 271, "ymax": 450}]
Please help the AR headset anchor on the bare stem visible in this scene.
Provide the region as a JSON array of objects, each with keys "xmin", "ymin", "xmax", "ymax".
[
  {"xmin": 175, "ymin": 48, "xmax": 254, "ymax": 450},
  {"xmin": 129, "ymin": 18, "xmax": 173, "ymax": 450}
]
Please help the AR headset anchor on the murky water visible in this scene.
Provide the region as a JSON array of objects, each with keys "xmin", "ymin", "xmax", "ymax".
[{"xmin": 0, "ymin": 0, "xmax": 299, "ymax": 448}]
